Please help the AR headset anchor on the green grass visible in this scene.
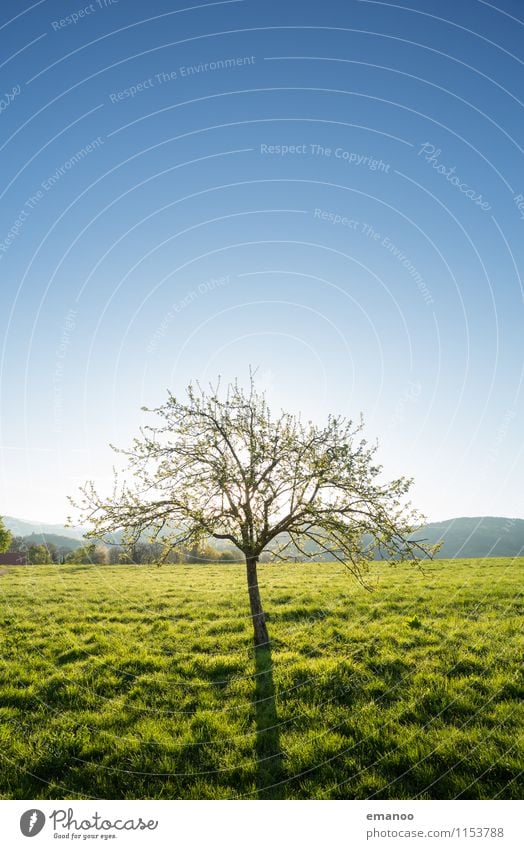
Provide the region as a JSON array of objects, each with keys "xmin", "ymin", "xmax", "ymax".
[{"xmin": 0, "ymin": 559, "xmax": 522, "ymax": 799}]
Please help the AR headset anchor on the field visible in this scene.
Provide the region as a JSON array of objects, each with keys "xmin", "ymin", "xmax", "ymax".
[{"xmin": 0, "ymin": 559, "xmax": 522, "ymax": 800}]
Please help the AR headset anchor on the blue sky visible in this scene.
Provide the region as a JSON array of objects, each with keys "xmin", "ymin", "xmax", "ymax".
[{"xmin": 0, "ymin": 0, "xmax": 523, "ymax": 523}]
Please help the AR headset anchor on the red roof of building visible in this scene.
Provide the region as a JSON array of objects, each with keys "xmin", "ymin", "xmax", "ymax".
[{"xmin": 0, "ymin": 552, "xmax": 26, "ymax": 565}]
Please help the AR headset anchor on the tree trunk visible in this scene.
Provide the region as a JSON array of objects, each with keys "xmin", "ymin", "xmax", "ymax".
[{"xmin": 246, "ymin": 555, "xmax": 270, "ymax": 648}]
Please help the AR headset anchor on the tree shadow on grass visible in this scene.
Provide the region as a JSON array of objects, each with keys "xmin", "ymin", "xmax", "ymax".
[{"xmin": 254, "ymin": 645, "xmax": 285, "ymax": 799}]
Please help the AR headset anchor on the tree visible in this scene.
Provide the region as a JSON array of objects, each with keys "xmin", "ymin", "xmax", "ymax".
[
  {"xmin": 185, "ymin": 542, "xmax": 223, "ymax": 563},
  {"xmin": 73, "ymin": 377, "xmax": 436, "ymax": 648},
  {"xmin": 7, "ymin": 535, "xmax": 28, "ymax": 562},
  {"xmin": 66, "ymin": 543, "xmax": 108, "ymax": 565},
  {"xmin": 0, "ymin": 518, "xmax": 13, "ymax": 554},
  {"xmin": 27, "ymin": 544, "xmax": 52, "ymax": 565},
  {"xmin": 108, "ymin": 545, "xmax": 123, "ymax": 565},
  {"xmin": 45, "ymin": 542, "xmax": 58, "ymax": 563},
  {"xmin": 55, "ymin": 545, "xmax": 75, "ymax": 564}
]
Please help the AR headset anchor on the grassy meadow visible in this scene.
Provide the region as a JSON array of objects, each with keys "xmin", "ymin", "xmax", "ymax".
[{"xmin": 0, "ymin": 558, "xmax": 522, "ymax": 800}]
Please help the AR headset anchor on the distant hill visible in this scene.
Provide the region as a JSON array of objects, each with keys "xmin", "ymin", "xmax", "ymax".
[
  {"xmin": 271, "ymin": 516, "xmax": 524, "ymax": 561},
  {"xmin": 2, "ymin": 514, "xmax": 523, "ymax": 560},
  {"xmin": 413, "ymin": 516, "xmax": 524, "ymax": 559},
  {"xmin": 21, "ymin": 532, "xmax": 84, "ymax": 552},
  {"xmin": 3, "ymin": 516, "xmax": 86, "ymax": 541}
]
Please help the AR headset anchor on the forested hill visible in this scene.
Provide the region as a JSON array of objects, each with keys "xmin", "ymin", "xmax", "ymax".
[
  {"xmin": 413, "ymin": 516, "xmax": 524, "ymax": 559},
  {"xmin": 3, "ymin": 515, "xmax": 524, "ymax": 560}
]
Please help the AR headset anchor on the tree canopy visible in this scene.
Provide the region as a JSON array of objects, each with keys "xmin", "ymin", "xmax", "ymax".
[
  {"xmin": 73, "ymin": 377, "xmax": 436, "ymax": 646},
  {"xmin": 27, "ymin": 544, "xmax": 52, "ymax": 565},
  {"xmin": 0, "ymin": 517, "xmax": 12, "ymax": 554}
]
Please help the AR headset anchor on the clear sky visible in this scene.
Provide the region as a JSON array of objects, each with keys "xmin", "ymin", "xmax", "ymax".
[{"xmin": 0, "ymin": 0, "xmax": 523, "ymax": 524}]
